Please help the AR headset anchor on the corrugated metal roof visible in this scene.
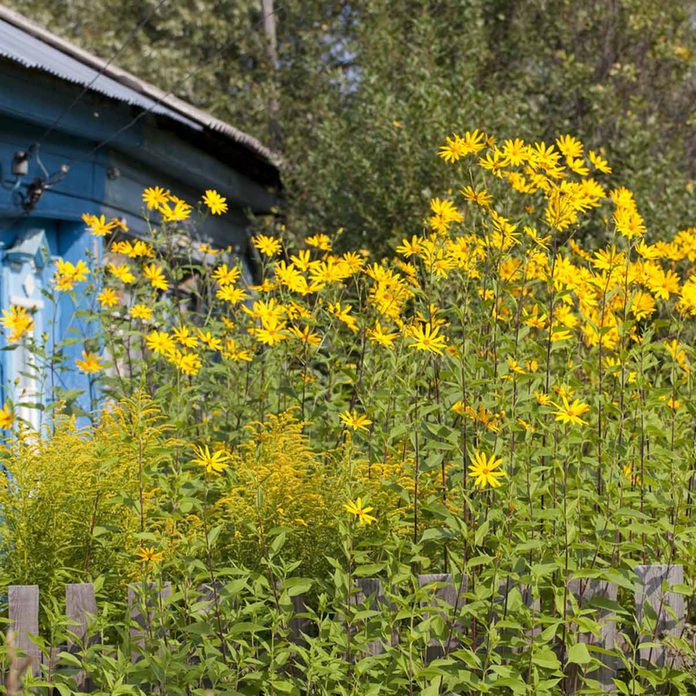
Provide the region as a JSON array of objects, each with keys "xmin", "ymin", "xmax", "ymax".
[{"xmin": 0, "ymin": 5, "xmax": 279, "ymax": 168}]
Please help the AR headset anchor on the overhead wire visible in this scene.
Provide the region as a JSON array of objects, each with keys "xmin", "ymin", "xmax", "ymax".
[
  {"xmin": 34, "ymin": 0, "xmax": 170, "ymax": 147},
  {"xmin": 57, "ymin": 3, "xmax": 284, "ymax": 175}
]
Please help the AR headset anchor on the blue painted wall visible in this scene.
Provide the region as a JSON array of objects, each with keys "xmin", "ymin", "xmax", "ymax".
[{"xmin": 0, "ymin": 59, "xmax": 279, "ymax": 425}]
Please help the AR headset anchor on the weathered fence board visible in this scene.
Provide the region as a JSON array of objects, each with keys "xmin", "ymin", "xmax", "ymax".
[
  {"xmin": 418, "ymin": 573, "xmax": 467, "ymax": 660},
  {"xmin": 4, "ymin": 563, "xmax": 693, "ymax": 692},
  {"xmin": 8, "ymin": 585, "xmax": 40, "ymax": 676},
  {"xmin": 127, "ymin": 581, "xmax": 172, "ymax": 662},
  {"xmin": 634, "ymin": 564, "xmax": 686, "ymax": 669},
  {"xmin": 567, "ymin": 577, "xmax": 619, "ymax": 693},
  {"xmin": 66, "ymin": 582, "xmax": 98, "ymax": 689}
]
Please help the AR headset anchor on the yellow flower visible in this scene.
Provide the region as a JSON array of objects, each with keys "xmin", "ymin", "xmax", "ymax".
[
  {"xmin": 367, "ymin": 321, "xmax": 398, "ymax": 348},
  {"xmin": 468, "ymin": 450, "xmax": 506, "ymax": 489},
  {"xmin": 535, "ymin": 391, "xmax": 553, "ymax": 406},
  {"xmin": 461, "ymin": 185, "xmax": 493, "ymax": 207},
  {"xmin": 142, "ymin": 186, "xmax": 170, "ymax": 210},
  {"xmin": 0, "ymin": 402, "xmax": 14, "ymax": 430},
  {"xmin": 289, "ymin": 325, "xmax": 322, "ymax": 347},
  {"xmin": 191, "ymin": 443, "xmax": 230, "ymax": 474},
  {"xmin": 588, "ymin": 150, "xmax": 612, "ymax": 174},
  {"xmin": 174, "ymin": 351, "xmax": 201, "ymax": 376},
  {"xmin": 327, "ymin": 302, "xmax": 358, "ymax": 332},
  {"xmin": 82, "ymin": 213, "xmax": 118, "ymax": 237},
  {"xmin": 396, "ymin": 235, "xmax": 423, "ymax": 257},
  {"xmin": 212, "ymin": 264, "xmax": 241, "ymax": 286},
  {"xmin": 161, "ymin": 196, "xmax": 193, "ymax": 222},
  {"xmin": 253, "ymin": 234, "xmax": 282, "ymax": 257},
  {"xmin": 173, "ymin": 325, "xmax": 199, "ymax": 348},
  {"xmin": 1, "ymin": 305, "xmax": 34, "ymax": 342},
  {"xmin": 428, "ymin": 197, "xmax": 463, "ymax": 234},
  {"xmin": 53, "ymin": 259, "xmax": 89, "ymax": 291},
  {"xmin": 339, "ymin": 409, "xmax": 373, "ymax": 432},
  {"xmin": 75, "ymin": 351, "xmax": 103, "ymax": 375},
  {"xmin": 136, "ymin": 546, "xmax": 164, "ymax": 564},
  {"xmin": 306, "ymin": 233, "xmax": 332, "ymax": 251},
  {"xmin": 344, "ymin": 497, "xmax": 377, "ymax": 525},
  {"xmin": 143, "ymin": 264, "xmax": 169, "ymax": 291},
  {"xmin": 131, "ymin": 304, "xmax": 153, "ymax": 321},
  {"xmin": 145, "ymin": 331, "xmax": 176, "ymax": 355},
  {"xmin": 97, "ymin": 288, "xmax": 119, "ymax": 309},
  {"xmin": 108, "ymin": 263, "xmax": 135, "ymax": 284},
  {"xmin": 216, "ymin": 285, "xmax": 248, "ymax": 304},
  {"xmin": 552, "ymin": 396, "xmax": 590, "ymax": 426},
  {"xmin": 197, "ymin": 330, "xmax": 223, "ymax": 351},
  {"xmin": 438, "ymin": 133, "xmax": 471, "ymax": 163},
  {"xmin": 202, "ymin": 189, "xmax": 228, "ymax": 215},
  {"xmin": 407, "ymin": 323, "xmax": 447, "ymax": 355}
]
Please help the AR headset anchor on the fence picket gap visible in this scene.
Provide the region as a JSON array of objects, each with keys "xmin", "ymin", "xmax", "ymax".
[{"xmin": 8, "ymin": 585, "xmax": 40, "ymax": 676}]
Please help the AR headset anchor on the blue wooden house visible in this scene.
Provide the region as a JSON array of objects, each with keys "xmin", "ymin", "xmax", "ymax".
[{"xmin": 0, "ymin": 6, "xmax": 280, "ymax": 424}]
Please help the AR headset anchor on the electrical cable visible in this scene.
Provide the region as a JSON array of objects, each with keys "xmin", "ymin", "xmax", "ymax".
[{"xmin": 34, "ymin": 0, "xmax": 169, "ymax": 147}]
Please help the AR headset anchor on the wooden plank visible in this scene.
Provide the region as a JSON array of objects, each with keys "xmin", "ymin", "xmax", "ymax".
[
  {"xmin": 128, "ymin": 582, "xmax": 172, "ymax": 662},
  {"xmin": 355, "ymin": 578, "xmax": 388, "ymax": 656},
  {"xmin": 66, "ymin": 583, "xmax": 97, "ymax": 645},
  {"xmin": 288, "ymin": 593, "xmax": 309, "ymax": 646},
  {"xmin": 418, "ymin": 573, "xmax": 467, "ymax": 662},
  {"xmin": 495, "ymin": 578, "xmax": 541, "ymax": 660},
  {"xmin": 567, "ymin": 577, "xmax": 619, "ymax": 693},
  {"xmin": 8, "ymin": 585, "xmax": 40, "ymax": 676},
  {"xmin": 66, "ymin": 583, "xmax": 97, "ymax": 689},
  {"xmin": 634, "ymin": 564, "xmax": 686, "ymax": 669}
]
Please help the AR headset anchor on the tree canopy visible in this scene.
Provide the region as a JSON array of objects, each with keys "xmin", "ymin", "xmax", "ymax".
[{"xmin": 9, "ymin": 0, "xmax": 696, "ymax": 251}]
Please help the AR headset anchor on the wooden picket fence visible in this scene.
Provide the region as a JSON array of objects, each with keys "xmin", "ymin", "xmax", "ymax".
[{"xmin": 4, "ymin": 563, "xmax": 694, "ymax": 693}]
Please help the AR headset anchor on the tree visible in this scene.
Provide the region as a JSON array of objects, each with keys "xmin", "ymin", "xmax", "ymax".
[{"xmin": 8, "ymin": 0, "xmax": 695, "ymax": 252}]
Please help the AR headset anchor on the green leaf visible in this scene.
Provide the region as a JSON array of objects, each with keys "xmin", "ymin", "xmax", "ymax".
[{"xmin": 567, "ymin": 642, "xmax": 591, "ymax": 665}]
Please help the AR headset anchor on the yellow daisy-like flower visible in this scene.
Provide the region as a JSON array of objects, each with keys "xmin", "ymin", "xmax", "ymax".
[
  {"xmin": 108, "ymin": 263, "xmax": 135, "ymax": 284},
  {"xmin": 339, "ymin": 409, "xmax": 373, "ymax": 432},
  {"xmin": 1, "ymin": 305, "xmax": 34, "ymax": 342},
  {"xmin": 306, "ymin": 233, "xmax": 332, "ymax": 251},
  {"xmin": 75, "ymin": 351, "xmax": 104, "ymax": 375},
  {"xmin": 216, "ymin": 285, "xmax": 248, "ymax": 304},
  {"xmin": 367, "ymin": 321, "xmax": 398, "ymax": 348},
  {"xmin": 253, "ymin": 234, "xmax": 282, "ymax": 257},
  {"xmin": 97, "ymin": 288, "xmax": 119, "ymax": 309},
  {"xmin": 53, "ymin": 259, "xmax": 89, "ymax": 292},
  {"xmin": 173, "ymin": 325, "xmax": 198, "ymax": 349},
  {"xmin": 142, "ymin": 186, "xmax": 170, "ymax": 211},
  {"xmin": 407, "ymin": 323, "xmax": 447, "ymax": 355},
  {"xmin": 552, "ymin": 396, "xmax": 590, "ymax": 426},
  {"xmin": 191, "ymin": 443, "xmax": 230, "ymax": 474},
  {"xmin": 212, "ymin": 264, "xmax": 241, "ymax": 286},
  {"xmin": 202, "ymin": 189, "xmax": 228, "ymax": 215},
  {"xmin": 0, "ymin": 402, "xmax": 14, "ymax": 430},
  {"xmin": 82, "ymin": 213, "xmax": 118, "ymax": 237},
  {"xmin": 145, "ymin": 331, "xmax": 176, "ymax": 356},
  {"xmin": 344, "ymin": 497, "xmax": 377, "ymax": 525},
  {"xmin": 131, "ymin": 304, "xmax": 153, "ymax": 321},
  {"xmin": 143, "ymin": 264, "xmax": 169, "ymax": 291},
  {"xmin": 136, "ymin": 546, "xmax": 164, "ymax": 564},
  {"xmin": 468, "ymin": 450, "xmax": 506, "ymax": 489}
]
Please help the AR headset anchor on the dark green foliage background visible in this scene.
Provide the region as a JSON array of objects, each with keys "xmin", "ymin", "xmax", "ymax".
[{"xmin": 9, "ymin": 0, "xmax": 696, "ymax": 251}]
